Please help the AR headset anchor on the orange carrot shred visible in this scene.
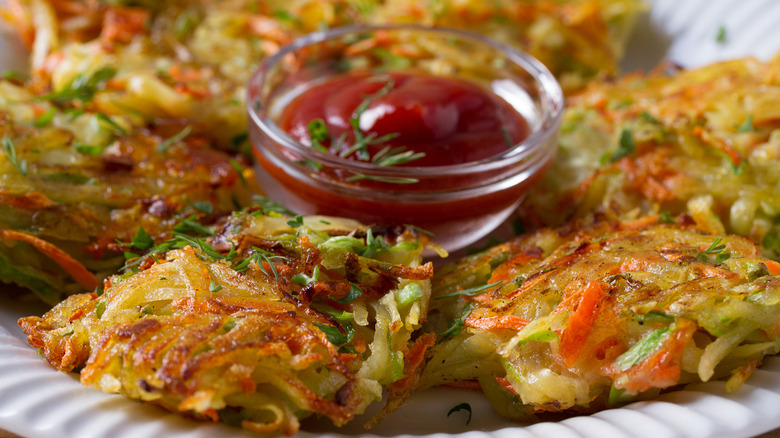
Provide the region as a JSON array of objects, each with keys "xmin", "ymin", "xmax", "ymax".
[
  {"xmin": 559, "ymin": 281, "xmax": 609, "ymax": 367},
  {"xmin": 0, "ymin": 229, "xmax": 97, "ymax": 292}
]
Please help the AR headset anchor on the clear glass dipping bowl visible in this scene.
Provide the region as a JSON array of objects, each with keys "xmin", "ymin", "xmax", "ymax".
[{"xmin": 247, "ymin": 25, "xmax": 563, "ymax": 251}]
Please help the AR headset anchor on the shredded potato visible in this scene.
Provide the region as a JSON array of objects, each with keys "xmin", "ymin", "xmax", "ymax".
[
  {"xmin": 19, "ymin": 210, "xmax": 436, "ymax": 434},
  {"xmin": 425, "ymin": 217, "xmax": 780, "ymax": 418},
  {"xmin": 519, "ymin": 55, "xmax": 780, "ymax": 260}
]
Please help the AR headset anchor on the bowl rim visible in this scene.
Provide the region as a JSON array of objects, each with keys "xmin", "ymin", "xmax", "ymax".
[{"xmin": 247, "ymin": 24, "xmax": 564, "ymax": 178}]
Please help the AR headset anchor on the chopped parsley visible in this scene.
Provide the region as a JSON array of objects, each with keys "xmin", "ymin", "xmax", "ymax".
[
  {"xmin": 286, "ymin": 215, "xmax": 304, "ymax": 228},
  {"xmin": 129, "ymin": 227, "xmax": 155, "ymax": 250},
  {"xmin": 716, "ymin": 25, "xmax": 727, "ymax": 44},
  {"xmin": 610, "ymin": 128, "xmax": 636, "ymax": 163},
  {"xmin": 658, "ymin": 211, "xmax": 676, "ymax": 224},
  {"xmin": 737, "ymin": 114, "xmax": 754, "ymax": 133},
  {"xmin": 307, "ymin": 118, "xmax": 330, "ymax": 152},
  {"xmin": 314, "ymin": 321, "xmax": 357, "ymax": 353},
  {"xmin": 359, "ymin": 229, "xmax": 389, "ymax": 258},
  {"xmin": 334, "ymin": 282, "xmax": 363, "ymax": 304}
]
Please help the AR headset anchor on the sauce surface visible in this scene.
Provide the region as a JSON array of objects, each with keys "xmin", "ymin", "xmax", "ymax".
[{"xmin": 280, "ymin": 71, "xmax": 529, "ymax": 167}]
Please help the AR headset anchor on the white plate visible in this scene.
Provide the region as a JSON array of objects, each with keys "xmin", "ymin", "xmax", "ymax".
[{"xmin": 3, "ymin": 1, "xmax": 780, "ymax": 437}]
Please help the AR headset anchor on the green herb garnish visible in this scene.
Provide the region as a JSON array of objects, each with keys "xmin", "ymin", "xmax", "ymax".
[
  {"xmin": 658, "ymin": 211, "xmax": 675, "ymax": 224},
  {"xmin": 38, "ymin": 66, "xmax": 116, "ymax": 103},
  {"xmin": 34, "ymin": 108, "xmax": 56, "ymax": 128},
  {"xmin": 232, "ymin": 247, "xmax": 288, "ymax": 281},
  {"xmin": 435, "ymin": 281, "xmax": 502, "ymax": 300},
  {"xmin": 737, "ymin": 114, "xmax": 754, "ymax": 133},
  {"xmin": 291, "ymin": 265, "xmax": 321, "ymax": 286},
  {"xmin": 251, "ymin": 195, "xmax": 296, "ymax": 216},
  {"xmin": 696, "ymin": 237, "xmax": 731, "ymax": 264},
  {"xmin": 446, "ymin": 403, "xmax": 472, "ymax": 425},
  {"xmin": 95, "ymin": 300, "xmax": 106, "ymax": 319},
  {"xmin": 439, "ymin": 302, "xmax": 474, "ymax": 340},
  {"xmin": 156, "ymin": 126, "xmax": 192, "ymax": 153},
  {"xmin": 716, "ymin": 25, "xmax": 727, "ymax": 44},
  {"xmin": 286, "ymin": 215, "xmax": 304, "ymax": 228},
  {"xmin": 614, "ymin": 325, "xmax": 672, "ymax": 371},
  {"xmin": 209, "ymin": 281, "xmax": 222, "ymax": 293},
  {"xmin": 610, "ymin": 128, "xmax": 636, "ymax": 162},
  {"xmin": 95, "ymin": 113, "xmax": 127, "ymax": 135},
  {"xmin": 314, "ymin": 321, "xmax": 355, "ymax": 348},
  {"xmin": 173, "ymin": 215, "xmax": 215, "ymax": 236},
  {"xmin": 130, "ymin": 227, "xmax": 154, "ymax": 250},
  {"xmin": 2, "ymin": 138, "xmax": 27, "ymax": 176},
  {"xmin": 307, "ymin": 118, "xmax": 330, "ymax": 152},
  {"xmin": 359, "ymin": 229, "xmax": 389, "ymax": 258},
  {"xmin": 74, "ymin": 144, "xmax": 102, "ymax": 156},
  {"xmin": 189, "ymin": 200, "xmax": 213, "ymax": 215},
  {"xmin": 334, "ymin": 282, "xmax": 363, "ymax": 304},
  {"xmin": 501, "ymin": 127, "xmax": 514, "ymax": 149}
]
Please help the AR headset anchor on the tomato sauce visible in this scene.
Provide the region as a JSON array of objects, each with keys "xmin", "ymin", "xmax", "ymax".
[
  {"xmin": 253, "ymin": 70, "xmax": 549, "ymax": 250},
  {"xmin": 279, "ymin": 71, "xmax": 529, "ymax": 167}
]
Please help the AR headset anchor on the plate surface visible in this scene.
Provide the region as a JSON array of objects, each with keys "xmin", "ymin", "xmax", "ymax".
[{"xmin": 3, "ymin": 1, "xmax": 780, "ymax": 437}]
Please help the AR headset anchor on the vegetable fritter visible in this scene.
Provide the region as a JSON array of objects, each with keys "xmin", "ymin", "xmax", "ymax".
[
  {"xmin": 19, "ymin": 208, "xmax": 435, "ymax": 434},
  {"xmin": 3, "ymin": 0, "xmax": 644, "ymax": 142},
  {"xmin": 519, "ymin": 55, "xmax": 780, "ymax": 259},
  {"xmin": 424, "ymin": 216, "xmax": 780, "ymax": 420},
  {"xmin": 0, "ymin": 79, "xmax": 255, "ymax": 304}
]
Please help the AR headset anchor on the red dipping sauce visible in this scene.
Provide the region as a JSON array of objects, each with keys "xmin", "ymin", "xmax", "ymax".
[
  {"xmin": 247, "ymin": 26, "xmax": 563, "ymax": 251},
  {"xmin": 280, "ymin": 72, "xmax": 529, "ymax": 167}
]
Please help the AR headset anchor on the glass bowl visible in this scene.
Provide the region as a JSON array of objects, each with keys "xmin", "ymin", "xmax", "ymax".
[{"xmin": 247, "ymin": 25, "xmax": 563, "ymax": 251}]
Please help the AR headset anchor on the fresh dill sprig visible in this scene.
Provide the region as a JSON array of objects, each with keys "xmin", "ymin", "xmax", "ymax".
[{"xmin": 2, "ymin": 138, "xmax": 27, "ymax": 176}]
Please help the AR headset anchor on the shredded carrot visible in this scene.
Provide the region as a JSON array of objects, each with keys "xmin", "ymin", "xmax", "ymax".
[
  {"xmin": 693, "ymin": 125, "xmax": 742, "ymax": 168},
  {"xmin": 464, "ymin": 314, "xmax": 529, "ymax": 331},
  {"xmin": 247, "ymin": 15, "xmax": 291, "ymax": 44},
  {"xmin": 558, "ymin": 281, "xmax": 609, "ymax": 367},
  {"xmin": 488, "ymin": 250, "xmax": 543, "ymax": 285},
  {"xmin": 610, "ymin": 318, "xmax": 696, "ymax": 393},
  {"xmin": 495, "ymin": 376, "xmax": 519, "ymax": 395},
  {"xmin": 3, "ymin": 0, "xmax": 35, "ymax": 49},
  {"xmin": 441, "ymin": 380, "xmax": 482, "ymax": 391},
  {"xmin": 765, "ymin": 260, "xmax": 780, "ymax": 276},
  {"xmin": 0, "ymin": 229, "xmax": 97, "ymax": 291},
  {"xmin": 100, "ymin": 6, "xmax": 150, "ymax": 45}
]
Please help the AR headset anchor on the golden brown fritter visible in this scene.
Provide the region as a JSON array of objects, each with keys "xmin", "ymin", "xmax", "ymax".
[
  {"xmin": 0, "ymin": 79, "xmax": 256, "ymax": 303},
  {"xmin": 424, "ymin": 216, "xmax": 780, "ymax": 420},
  {"xmin": 20, "ymin": 209, "xmax": 436, "ymax": 434},
  {"xmin": 519, "ymin": 55, "xmax": 780, "ymax": 259}
]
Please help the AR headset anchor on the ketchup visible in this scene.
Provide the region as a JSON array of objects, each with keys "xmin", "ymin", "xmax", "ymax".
[
  {"xmin": 252, "ymin": 69, "xmax": 551, "ymax": 251},
  {"xmin": 280, "ymin": 71, "xmax": 528, "ymax": 167}
]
